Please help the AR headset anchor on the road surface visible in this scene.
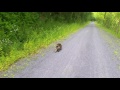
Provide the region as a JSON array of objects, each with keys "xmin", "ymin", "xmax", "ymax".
[{"xmin": 1, "ymin": 22, "xmax": 120, "ymax": 78}]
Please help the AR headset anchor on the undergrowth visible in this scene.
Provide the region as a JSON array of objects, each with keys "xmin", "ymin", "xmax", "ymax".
[
  {"xmin": 95, "ymin": 22, "xmax": 120, "ymax": 39},
  {"xmin": 0, "ymin": 18, "xmax": 89, "ymax": 71}
]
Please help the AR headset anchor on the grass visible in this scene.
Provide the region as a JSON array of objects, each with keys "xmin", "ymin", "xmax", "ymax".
[
  {"xmin": 95, "ymin": 22, "xmax": 120, "ymax": 38},
  {"xmin": 0, "ymin": 21, "xmax": 90, "ymax": 71}
]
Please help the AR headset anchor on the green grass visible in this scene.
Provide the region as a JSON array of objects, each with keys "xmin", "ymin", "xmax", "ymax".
[
  {"xmin": 95, "ymin": 22, "xmax": 120, "ymax": 38},
  {"xmin": 0, "ymin": 21, "xmax": 90, "ymax": 71}
]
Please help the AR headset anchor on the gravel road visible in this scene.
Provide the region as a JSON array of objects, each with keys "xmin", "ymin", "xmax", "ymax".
[{"xmin": 1, "ymin": 22, "xmax": 120, "ymax": 78}]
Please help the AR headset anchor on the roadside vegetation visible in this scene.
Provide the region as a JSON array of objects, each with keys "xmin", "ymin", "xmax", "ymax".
[
  {"xmin": 94, "ymin": 12, "xmax": 120, "ymax": 61},
  {"xmin": 0, "ymin": 12, "xmax": 93, "ymax": 71},
  {"xmin": 93, "ymin": 12, "xmax": 120, "ymax": 38}
]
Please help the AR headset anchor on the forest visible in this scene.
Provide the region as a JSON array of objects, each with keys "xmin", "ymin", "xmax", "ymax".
[{"xmin": 0, "ymin": 12, "xmax": 120, "ymax": 71}]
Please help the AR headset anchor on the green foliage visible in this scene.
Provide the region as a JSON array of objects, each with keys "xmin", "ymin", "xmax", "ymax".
[
  {"xmin": 0, "ymin": 12, "xmax": 92, "ymax": 71},
  {"xmin": 93, "ymin": 12, "xmax": 120, "ymax": 37}
]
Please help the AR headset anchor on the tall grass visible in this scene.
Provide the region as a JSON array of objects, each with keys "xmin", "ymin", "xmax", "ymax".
[{"xmin": 0, "ymin": 19, "xmax": 89, "ymax": 71}]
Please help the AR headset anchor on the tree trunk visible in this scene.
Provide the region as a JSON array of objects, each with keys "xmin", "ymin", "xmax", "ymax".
[{"xmin": 104, "ymin": 12, "xmax": 106, "ymax": 19}]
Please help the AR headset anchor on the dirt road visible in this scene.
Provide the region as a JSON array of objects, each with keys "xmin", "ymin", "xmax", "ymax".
[{"xmin": 1, "ymin": 22, "xmax": 120, "ymax": 78}]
